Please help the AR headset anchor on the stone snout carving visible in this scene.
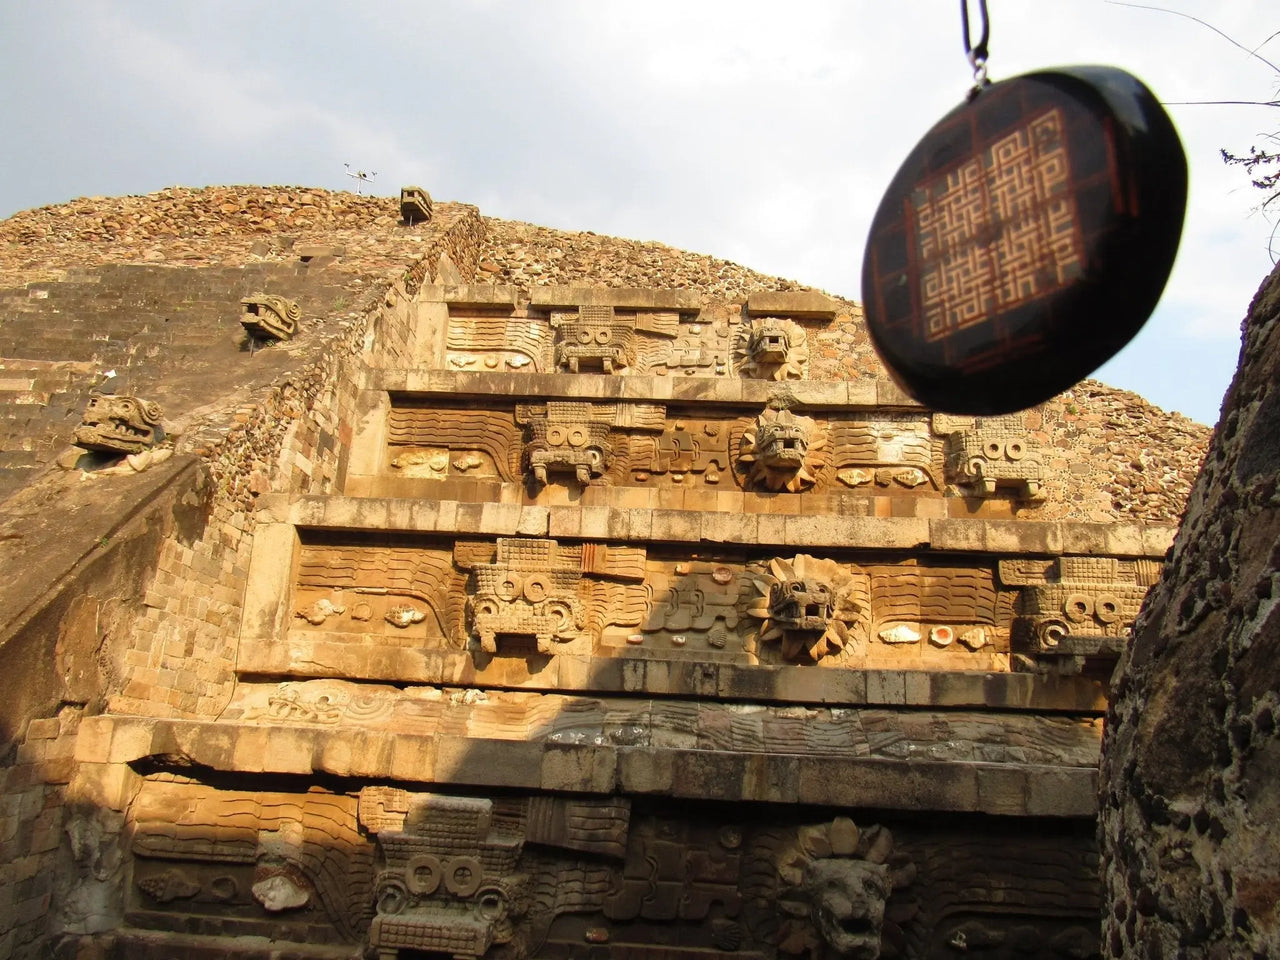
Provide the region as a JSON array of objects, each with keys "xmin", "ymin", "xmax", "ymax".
[
  {"xmin": 745, "ymin": 556, "xmax": 871, "ymax": 663},
  {"xmin": 738, "ymin": 402, "xmax": 827, "ymax": 492},
  {"xmin": 552, "ymin": 304, "xmax": 637, "ymax": 373},
  {"xmin": 240, "ymin": 293, "xmax": 301, "ymax": 341},
  {"xmin": 733, "ymin": 316, "xmax": 810, "ymax": 380},
  {"xmin": 399, "ymin": 185, "xmax": 433, "ymax": 225},
  {"xmin": 943, "ymin": 415, "xmax": 1044, "ymax": 499},
  {"xmin": 1000, "ymin": 556, "xmax": 1160, "ymax": 667},
  {"xmin": 73, "ymin": 392, "xmax": 164, "ymax": 454}
]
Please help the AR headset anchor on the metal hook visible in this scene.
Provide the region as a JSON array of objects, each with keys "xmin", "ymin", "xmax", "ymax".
[{"xmin": 961, "ymin": 0, "xmax": 991, "ymax": 96}]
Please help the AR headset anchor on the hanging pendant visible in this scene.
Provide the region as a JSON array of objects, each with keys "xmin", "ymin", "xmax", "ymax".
[{"xmin": 861, "ymin": 66, "xmax": 1187, "ymax": 414}]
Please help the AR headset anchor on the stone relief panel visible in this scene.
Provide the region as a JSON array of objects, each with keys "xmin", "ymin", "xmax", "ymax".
[
  {"xmin": 517, "ymin": 401, "xmax": 666, "ymax": 487},
  {"xmin": 121, "ymin": 781, "xmax": 1102, "ymax": 959},
  {"xmin": 240, "ymin": 293, "xmax": 300, "ymax": 341},
  {"xmin": 125, "ymin": 779, "xmax": 374, "ymax": 944},
  {"xmin": 893, "ymin": 827, "xmax": 1101, "ymax": 960},
  {"xmin": 443, "ymin": 299, "xmax": 818, "ymax": 381},
  {"xmin": 286, "ymin": 536, "xmax": 1025, "ymax": 670},
  {"xmin": 381, "ymin": 401, "xmax": 955, "ymax": 496},
  {"xmin": 358, "ymin": 792, "xmax": 919, "ymax": 960},
  {"xmin": 386, "ymin": 405, "xmax": 523, "ymax": 482},
  {"xmin": 72, "ymin": 392, "xmax": 164, "ymax": 454},
  {"xmin": 220, "ymin": 681, "xmax": 1106, "ymax": 768},
  {"xmin": 941, "ymin": 414, "xmax": 1046, "ymax": 500},
  {"xmin": 831, "ymin": 416, "xmax": 942, "ymax": 492},
  {"xmin": 1000, "ymin": 556, "xmax": 1161, "ymax": 670}
]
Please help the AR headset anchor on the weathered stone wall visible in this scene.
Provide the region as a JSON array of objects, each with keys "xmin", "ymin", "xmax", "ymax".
[
  {"xmin": 0, "ymin": 187, "xmax": 488, "ymax": 957},
  {"xmin": 475, "ymin": 222, "xmax": 1208, "ymax": 527},
  {"xmin": 1099, "ymin": 261, "xmax": 1280, "ymax": 958}
]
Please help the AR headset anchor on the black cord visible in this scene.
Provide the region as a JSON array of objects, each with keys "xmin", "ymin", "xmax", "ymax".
[{"xmin": 961, "ymin": 0, "xmax": 990, "ymax": 66}]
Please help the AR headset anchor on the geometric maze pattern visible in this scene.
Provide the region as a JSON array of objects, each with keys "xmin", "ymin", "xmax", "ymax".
[{"xmin": 913, "ymin": 107, "xmax": 1083, "ymax": 342}]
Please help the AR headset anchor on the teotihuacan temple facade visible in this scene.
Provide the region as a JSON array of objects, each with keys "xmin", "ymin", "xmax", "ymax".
[{"xmin": 0, "ymin": 187, "xmax": 1211, "ymax": 959}]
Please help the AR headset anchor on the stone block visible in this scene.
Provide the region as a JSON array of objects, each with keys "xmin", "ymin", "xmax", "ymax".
[
  {"xmin": 649, "ymin": 510, "xmax": 700, "ymax": 542},
  {"xmin": 618, "ymin": 748, "xmax": 675, "ymax": 794},
  {"xmin": 388, "ymin": 735, "xmax": 437, "ymax": 783},
  {"xmin": 73, "ymin": 717, "xmax": 114, "ymax": 764},
  {"xmin": 746, "ymin": 755, "xmax": 800, "ymax": 804},
  {"xmin": 436, "ymin": 737, "xmax": 541, "ymax": 788},
  {"xmin": 671, "ymin": 750, "xmax": 746, "ymax": 802},
  {"xmin": 547, "ymin": 507, "xmax": 582, "ymax": 538},
  {"xmin": 107, "ymin": 720, "xmax": 156, "ymax": 764},
  {"xmin": 263, "ymin": 727, "xmax": 317, "ymax": 775},
  {"xmin": 542, "ymin": 744, "xmax": 617, "ymax": 793},
  {"xmin": 530, "ymin": 286, "xmax": 700, "ymax": 311},
  {"xmin": 865, "ymin": 671, "xmax": 906, "ymax": 705},
  {"xmin": 976, "ymin": 765, "xmax": 1030, "ymax": 816},
  {"xmin": 745, "ymin": 290, "xmax": 837, "ymax": 318},
  {"xmin": 239, "ymin": 523, "xmax": 297, "ymax": 642},
  {"xmin": 478, "ymin": 502, "xmax": 522, "ymax": 535},
  {"xmin": 515, "ymin": 505, "xmax": 549, "ymax": 535},
  {"xmin": 578, "ymin": 505, "xmax": 611, "ymax": 540},
  {"xmin": 1025, "ymin": 767, "xmax": 1098, "ymax": 817}
]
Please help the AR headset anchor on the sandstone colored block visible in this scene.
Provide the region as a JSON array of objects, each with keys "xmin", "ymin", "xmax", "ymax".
[
  {"xmin": 389, "ymin": 734, "xmax": 436, "ymax": 783},
  {"xmin": 745, "ymin": 290, "xmax": 837, "ymax": 318},
  {"xmin": 108, "ymin": 720, "xmax": 156, "ymax": 764},
  {"xmin": 73, "ymin": 717, "xmax": 115, "ymax": 764},
  {"xmin": 436, "ymin": 737, "xmax": 541, "ymax": 788},
  {"xmin": 263, "ymin": 727, "xmax": 317, "ymax": 775},
  {"xmin": 239, "ymin": 523, "xmax": 297, "ymax": 642},
  {"xmin": 530, "ymin": 286, "xmax": 700, "ymax": 311}
]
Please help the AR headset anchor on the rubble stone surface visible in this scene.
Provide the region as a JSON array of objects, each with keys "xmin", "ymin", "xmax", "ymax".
[{"xmin": 1100, "ymin": 261, "xmax": 1280, "ymax": 958}]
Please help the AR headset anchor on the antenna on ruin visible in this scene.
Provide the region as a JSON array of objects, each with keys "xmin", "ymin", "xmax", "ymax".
[{"xmin": 344, "ymin": 163, "xmax": 378, "ymax": 195}]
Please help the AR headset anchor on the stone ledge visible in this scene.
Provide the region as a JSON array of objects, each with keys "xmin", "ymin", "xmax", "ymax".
[
  {"xmin": 420, "ymin": 283, "xmax": 520, "ymax": 307},
  {"xmin": 374, "ymin": 370, "xmax": 890, "ymax": 409},
  {"xmin": 745, "ymin": 290, "xmax": 839, "ymax": 319},
  {"xmin": 83, "ymin": 714, "xmax": 1098, "ymax": 815},
  {"xmin": 526, "ymin": 286, "xmax": 702, "ymax": 311},
  {"xmin": 277, "ymin": 495, "xmax": 1172, "ymax": 558},
  {"xmin": 234, "ymin": 642, "xmax": 1108, "ymax": 712}
]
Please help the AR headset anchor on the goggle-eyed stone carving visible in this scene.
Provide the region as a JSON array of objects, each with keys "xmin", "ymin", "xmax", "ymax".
[
  {"xmin": 1001, "ymin": 556, "xmax": 1160, "ymax": 662},
  {"xmin": 73, "ymin": 392, "xmax": 163, "ymax": 454},
  {"xmin": 552, "ymin": 304, "xmax": 636, "ymax": 374},
  {"xmin": 943, "ymin": 414, "xmax": 1045, "ymax": 500},
  {"xmin": 466, "ymin": 537, "xmax": 588, "ymax": 654}
]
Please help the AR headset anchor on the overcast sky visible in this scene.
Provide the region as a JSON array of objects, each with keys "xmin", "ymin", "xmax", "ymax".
[{"xmin": 2, "ymin": 1, "xmax": 1276, "ymax": 425}]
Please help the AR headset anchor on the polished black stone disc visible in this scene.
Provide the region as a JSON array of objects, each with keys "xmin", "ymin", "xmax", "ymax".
[{"xmin": 861, "ymin": 66, "xmax": 1187, "ymax": 414}]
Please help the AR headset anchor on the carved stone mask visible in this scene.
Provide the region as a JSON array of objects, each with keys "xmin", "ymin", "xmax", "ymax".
[
  {"xmin": 769, "ymin": 578, "xmax": 834, "ymax": 633},
  {"xmin": 802, "ymin": 858, "xmax": 890, "ymax": 960},
  {"xmin": 757, "ymin": 410, "xmax": 810, "ymax": 467},
  {"xmin": 749, "ymin": 322, "xmax": 792, "ymax": 364}
]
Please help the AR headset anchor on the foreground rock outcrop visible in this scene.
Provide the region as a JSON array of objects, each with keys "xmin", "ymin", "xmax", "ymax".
[{"xmin": 1100, "ymin": 261, "xmax": 1280, "ymax": 957}]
